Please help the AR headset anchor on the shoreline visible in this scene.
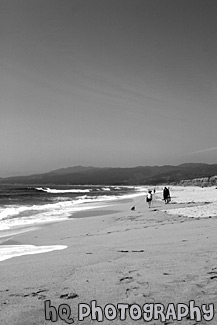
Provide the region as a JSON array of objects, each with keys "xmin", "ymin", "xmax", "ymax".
[
  {"xmin": 0, "ymin": 187, "xmax": 140, "ymax": 241},
  {"xmin": 0, "ymin": 197, "xmax": 137, "ymax": 261},
  {"xmin": 0, "ymin": 194, "xmax": 217, "ymax": 324},
  {"xmin": 0, "ymin": 196, "xmax": 135, "ymax": 243}
]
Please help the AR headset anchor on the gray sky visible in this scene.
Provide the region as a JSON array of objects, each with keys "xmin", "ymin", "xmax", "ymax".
[{"xmin": 1, "ymin": 0, "xmax": 217, "ymax": 177}]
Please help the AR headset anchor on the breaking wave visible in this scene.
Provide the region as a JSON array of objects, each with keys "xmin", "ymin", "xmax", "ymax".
[{"xmin": 36, "ymin": 187, "xmax": 90, "ymax": 193}]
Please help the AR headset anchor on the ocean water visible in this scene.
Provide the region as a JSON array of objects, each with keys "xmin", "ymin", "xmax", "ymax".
[
  {"xmin": 2, "ymin": 185, "xmax": 215, "ymax": 261},
  {"xmin": 0, "ymin": 184, "xmax": 145, "ymax": 261},
  {"xmin": 0, "ymin": 184, "xmax": 144, "ymax": 238}
]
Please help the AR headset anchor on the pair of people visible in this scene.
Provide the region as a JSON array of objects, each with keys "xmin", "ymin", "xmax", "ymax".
[
  {"xmin": 163, "ymin": 187, "xmax": 171, "ymax": 204},
  {"xmin": 146, "ymin": 187, "xmax": 171, "ymax": 208}
]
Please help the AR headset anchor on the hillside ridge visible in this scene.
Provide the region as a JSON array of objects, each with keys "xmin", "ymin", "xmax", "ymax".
[{"xmin": 1, "ymin": 163, "xmax": 217, "ymax": 185}]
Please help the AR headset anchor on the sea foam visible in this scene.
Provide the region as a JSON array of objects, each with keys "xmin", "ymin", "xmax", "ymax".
[
  {"xmin": 0, "ymin": 186, "xmax": 144, "ymax": 234},
  {"xmin": 0, "ymin": 244, "xmax": 67, "ymax": 262},
  {"xmin": 36, "ymin": 187, "xmax": 90, "ymax": 193}
]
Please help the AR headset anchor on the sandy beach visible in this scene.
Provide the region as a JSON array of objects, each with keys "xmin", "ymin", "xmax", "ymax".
[
  {"xmin": 0, "ymin": 189, "xmax": 217, "ymax": 325},
  {"xmin": 2, "ymin": 1, "xmax": 217, "ymax": 323}
]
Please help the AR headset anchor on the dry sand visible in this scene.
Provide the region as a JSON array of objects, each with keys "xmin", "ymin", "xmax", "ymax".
[{"xmin": 0, "ymin": 193, "xmax": 217, "ymax": 324}]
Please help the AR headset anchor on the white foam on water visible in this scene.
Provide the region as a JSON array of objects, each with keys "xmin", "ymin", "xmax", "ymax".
[
  {"xmin": 0, "ymin": 186, "xmax": 144, "ymax": 233},
  {"xmin": 0, "ymin": 244, "xmax": 67, "ymax": 262},
  {"xmin": 36, "ymin": 187, "xmax": 90, "ymax": 193},
  {"xmin": 0, "ymin": 203, "xmax": 110, "ymax": 231}
]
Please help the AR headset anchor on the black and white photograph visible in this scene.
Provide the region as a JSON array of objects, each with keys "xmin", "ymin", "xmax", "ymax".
[{"xmin": 0, "ymin": 1, "xmax": 217, "ymax": 324}]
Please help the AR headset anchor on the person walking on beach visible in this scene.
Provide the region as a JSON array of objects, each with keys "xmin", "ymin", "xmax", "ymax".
[
  {"xmin": 163, "ymin": 187, "xmax": 170, "ymax": 204},
  {"xmin": 146, "ymin": 190, "xmax": 152, "ymax": 208}
]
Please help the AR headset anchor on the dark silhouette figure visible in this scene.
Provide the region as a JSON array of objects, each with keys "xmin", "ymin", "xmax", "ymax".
[{"xmin": 163, "ymin": 187, "xmax": 170, "ymax": 204}]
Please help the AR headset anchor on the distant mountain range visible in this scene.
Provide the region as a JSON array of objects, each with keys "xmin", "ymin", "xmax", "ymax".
[{"xmin": 1, "ymin": 163, "xmax": 217, "ymax": 185}]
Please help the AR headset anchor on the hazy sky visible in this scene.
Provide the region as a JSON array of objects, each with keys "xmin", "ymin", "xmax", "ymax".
[{"xmin": 1, "ymin": 0, "xmax": 217, "ymax": 177}]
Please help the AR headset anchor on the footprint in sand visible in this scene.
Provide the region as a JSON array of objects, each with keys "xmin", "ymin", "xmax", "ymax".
[
  {"xmin": 120, "ymin": 276, "xmax": 134, "ymax": 283},
  {"xmin": 10, "ymin": 289, "xmax": 49, "ymax": 300},
  {"xmin": 126, "ymin": 286, "xmax": 139, "ymax": 297},
  {"xmin": 119, "ymin": 270, "xmax": 150, "ymax": 300},
  {"xmin": 2, "ymin": 300, "xmax": 9, "ymax": 305},
  {"xmin": 210, "ymin": 275, "xmax": 217, "ymax": 280},
  {"xmin": 0, "ymin": 289, "xmax": 9, "ymax": 292},
  {"xmin": 60, "ymin": 292, "xmax": 79, "ymax": 299},
  {"xmin": 117, "ymin": 250, "xmax": 144, "ymax": 253},
  {"xmin": 207, "ymin": 269, "xmax": 217, "ymax": 280}
]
